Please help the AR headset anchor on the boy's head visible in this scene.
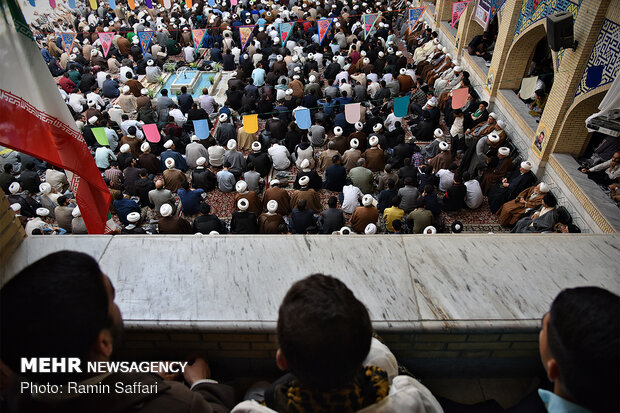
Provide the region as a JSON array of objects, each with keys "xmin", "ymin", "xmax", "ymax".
[
  {"xmin": 277, "ymin": 274, "xmax": 372, "ymax": 390},
  {"xmin": 540, "ymin": 286, "xmax": 619, "ymax": 412}
]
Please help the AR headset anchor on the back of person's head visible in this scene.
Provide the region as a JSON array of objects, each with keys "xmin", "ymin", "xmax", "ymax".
[
  {"xmin": 277, "ymin": 274, "xmax": 372, "ymax": 390},
  {"xmin": 424, "ymin": 184, "xmax": 434, "ymax": 194},
  {"xmin": 453, "ymin": 172, "xmax": 463, "ymax": 184},
  {"xmin": 0, "ymin": 251, "xmax": 117, "ymax": 384},
  {"xmin": 448, "ymin": 163, "xmax": 458, "ymax": 172},
  {"xmin": 327, "ymin": 196, "xmax": 337, "ymax": 208},
  {"xmin": 404, "ymin": 177, "xmax": 414, "ymax": 186},
  {"xmin": 297, "ymin": 198, "xmax": 307, "ymax": 210},
  {"xmin": 543, "ymin": 192, "xmax": 557, "ymax": 208},
  {"xmin": 331, "ymin": 154, "xmax": 340, "ymax": 164},
  {"xmin": 223, "ymin": 161, "xmax": 231, "ymax": 168},
  {"xmin": 127, "ymin": 125, "xmax": 136, "ymax": 135},
  {"xmin": 463, "ymin": 171, "xmax": 471, "ymax": 181},
  {"xmin": 57, "ymin": 195, "xmax": 68, "ymax": 206},
  {"xmin": 392, "ymin": 219, "xmax": 402, "ymax": 232},
  {"xmin": 161, "ymin": 88, "xmax": 168, "ymax": 96},
  {"xmin": 545, "ymin": 287, "xmax": 619, "ymax": 412},
  {"xmin": 387, "ymin": 179, "xmax": 395, "ymax": 190},
  {"xmin": 200, "ymin": 203, "xmax": 211, "ymax": 215},
  {"xmin": 181, "ymin": 180, "xmax": 190, "ymax": 190}
]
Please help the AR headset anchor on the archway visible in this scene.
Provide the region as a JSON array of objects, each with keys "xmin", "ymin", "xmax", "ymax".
[{"xmin": 498, "ymin": 21, "xmax": 547, "ymax": 90}]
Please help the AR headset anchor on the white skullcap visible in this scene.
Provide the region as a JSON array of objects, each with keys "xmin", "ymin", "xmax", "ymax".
[
  {"xmin": 399, "ymin": 68, "xmax": 407, "ymax": 75},
  {"xmin": 378, "ymin": 51, "xmax": 385, "ymax": 58},
  {"xmin": 267, "ymin": 199, "xmax": 278, "ymax": 213},
  {"xmin": 39, "ymin": 182, "xmax": 52, "ymax": 194},
  {"xmin": 442, "ymin": 46, "xmax": 447, "ymax": 52},
  {"xmin": 163, "ymin": 140, "xmax": 174, "ymax": 149},
  {"xmin": 132, "ymin": 37, "xmax": 139, "ymax": 45},
  {"xmin": 36, "ymin": 207, "xmax": 50, "ymax": 217},
  {"xmin": 122, "ymin": 85, "xmax": 130, "ymax": 94},
  {"xmin": 160, "ymin": 203, "xmax": 173, "ymax": 217},
  {"xmin": 70, "ymin": 54, "xmax": 76, "ymax": 60},
  {"xmin": 237, "ymin": 198, "xmax": 249, "ymax": 211},
  {"xmin": 88, "ymin": 116, "xmax": 98, "ymax": 125},
  {"xmin": 539, "ymin": 182, "xmax": 549, "ymax": 193},
  {"xmin": 10, "ymin": 203, "xmax": 21, "ymax": 212},
  {"xmin": 434, "ymin": 129, "xmax": 444, "ymax": 138},
  {"xmin": 270, "ymin": 179, "xmax": 280, "ymax": 186},
  {"xmin": 424, "ymin": 225, "xmax": 437, "ymax": 234},
  {"xmin": 521, "ymin": 161, "xmax": 533, "ymax": 171},
  {"xmin": 433, "ymin": 38, "xmax": 439, "ymax": 44},
  {"xmin": 363, "ymin": 57, "xmax": 370, "ymax": 65},
  {"xmin": 251, "ymin": 141, "xmax": 262, "ymax": 151},
  {"xmin": 277, "ymin": 54, "xmax": 283, "ymax": 61},
  {"xmin": 489, "ymin": 112, "xmax": 497, "ymax": 119},
  {"xmin": 373, "ymin": 123, "xmax": 382, "ymax": 132},
  {"xmin": 219, "ymin": 113, "xmax": 229, "ymax": 122},
  {"xmin": 439, "ymin": 141, "xmax": 449, "ymax": 151},
  {"xmin": 454, "ymin": 65, "xmax": 462, "ymax": 72},
  {"xmin": 294, "ymin": 66, "xmax": 301, "ymax": 72},
  {"xmin": 355, "ymin": 122, "xmax": 363, "ymax": 131},
  {"xmin": 72, "ymin": 207, "xmax": 82, "ymax": 218},
  {"xmin": 396, "ymin": 51, "xmax": 403, "ymax": 57},
  {"xmin": 286, "ymin": 88, "xmax": 293, "ymax": 95},
  {"xmin": 369, "ymin": 136, "xmax": 379, "ymax": 147},
  {"xmin": 227, "ymin": 139, "xmax": 237, "ymax": 150},
  {"xmin": 362, "ymin": 194, "xmax": 374, "ymax": 206},
  {"xmin": 292, "ymin": 55, "xmax": 299, "ymax": 62},
  {"xmin": 497, "ymin": 120, "xmax": 506, "ymax": 129},
  {"xmin": 308, "ymin": 53, "xmax": 314, "ymax": 60},
  {"xmin": 334, "ymin": 126, "xmax": 343, "ymax": 137},
  {"xmin": 300, "ymin": 159, "xmax": 311, "ymax": 169},
  {"xmin": 165, "ymin": 158, "xmax": 176, "ymax": 169},
  {"xmin": 120, "ymin": 143, "xmax": 131, "ymax": 153},
  {"xmin": 83, "ymin": 38, "xmax": 90, "ymax": 44},
  {"xmin": 488, "ymin": 133, "xmax": 501, "ymax": 143},
  {"xmin": 365, "ymin": 223, "xmax": 377, "ymax": 234},
  {"xmin": 88, "ymin": 100, "xmax": 96, "ymax": 108},
  {"xmin": 196, "ymin": 157, "xmax": 206, "ymax": 166},
  {"xmin": 76, "ymin": 120, "xmax": 84, "ymax": 130},
  {"xmin": 258, "ymin": 26, "xmax": 264, "ymax": 31},
  {"xmin": 387, "ymin": 47, "xmax": 394, "ymax": 54},
  {"xmin": 298, "ymin": 175, "xmax": 310, "ymax": 186},
  {"xmin": 333, "ymin": 56, "xmax": 338, "ymax": 62},
  {"xmin": 293, "ymin": 75, "xmax": 300, "ymax": 80},
  {"xmin": 140, "ymin": 142, "xmax": 150, "ymax": 152},
  {"xmin": 191, "ymin": 135, "xmax": 200, "ymax": 142},
  {"xmin": 350, "ymin": 138, "xmax": 359, "ymax": 148},
  {"xmin": 236, "ymin": 180, "xmax": 248, "ymax": 192},
  {"xmin": 498, "ymin": 147, "xmax": 510, "ymax": 156},
  {"xmin": 339, "ymin": 226, "xmax": 351, "ymax": 235},
  {"xmin": 360, "ymin": 50, "xmax": 367, "ymax": 57},
  {"xmin": 309, "ymin": 75, "xmax": 316, "ymax": 83},
  {"xmin": 141, "ymin": 88, "xmax": 149, "ymax": 95},
  {"xmin": 446, "ymin": 53, "xmax": 452, "ymax": 60},
  {"xmin": 147, "ymin": 59, "xmax": 154, "ymax": 65}
]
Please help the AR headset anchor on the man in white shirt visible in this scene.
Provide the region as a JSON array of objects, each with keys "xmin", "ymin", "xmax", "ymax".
[
  {"xmin": 120, "ymin": 117, "xmax": 145, "ymax": 140},
  {"xmin": 463, "ymin": 172, "xmax": 483, "ymax": 209},
  {"xmin": 340, "ymin": 182, "xmax": 363, "ymax": 214},
  {"xmin": 268, "ymin": 142, "xmax": 291, "ymax": 170},
  {"xmin": 184, "ymin": 45, "xmax": 195, "ymax": 63},
  {"xmin": 436, "ymin": 163, "xmax": 457, "ymax": 192},
  {"xmin": 68, "ymin": 91, "xmax": 87, "ymax": 114}
]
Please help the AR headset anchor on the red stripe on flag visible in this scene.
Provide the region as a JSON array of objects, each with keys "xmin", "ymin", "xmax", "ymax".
[{"xmin": 0, "ymin": 89, "xmax": 112, "ymax": 234}]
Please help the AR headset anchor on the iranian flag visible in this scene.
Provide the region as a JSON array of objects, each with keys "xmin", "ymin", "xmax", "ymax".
[{"xmin": 0, "ymin": 0, "xmax": 114, "ymax": 234}]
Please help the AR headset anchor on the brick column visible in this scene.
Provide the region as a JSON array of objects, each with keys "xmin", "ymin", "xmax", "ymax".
[
  {"xmin": 455, "ymin": 1, "xmax": 483, "ymax": 55},
  {"xmin": 535, "ymin": 0, "xmax": 610, "ymax": 162},
  {"xmin": 485, "ymin": 0, "xmax": 524, "ymax": 100}
]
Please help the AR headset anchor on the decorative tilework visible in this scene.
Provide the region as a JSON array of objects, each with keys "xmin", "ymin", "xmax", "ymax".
[
  {"xmin": 574, "ymin": 19, "xmax": 620, "ymax": 98},
  {"xmin": 513, "ymin": 0, "xmax": 579, "ymax": 41}
]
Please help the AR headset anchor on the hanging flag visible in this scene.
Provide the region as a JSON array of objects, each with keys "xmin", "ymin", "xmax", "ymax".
[
  {"xmin": 451, "ymin": 88, "xmax": 469, "ymax": 109},
  {"xmin": 137, "ymin": 31, "xmax": 154, "ymax": 56},
  {"xmin": 193, "ymin": 119, "xmax": 210, "ymax": 140},
  {"xmin": 317, "ymin": 18, "xmax": 334, "ymax": 45},
  {"xmin": 185, "ymin": 0, "xmax": 192, "ymax": 8},
  {"xmin": 394, "ymin": 96, "xmax": 409, "ymax": 117},
  {"xmin": 294, "ymin": 108, "xmax": 311, "ymax": 130},
  {"xmin": 230, "ymin": 0, "xmax": 237, "ymax": 5},
  {"xmin": 0, "ymin": 1, "xmax": 112, "ymax": 234},
  {"xmin": 98, "ymin": 32, "xmax": 114, "ymax": 58},
  {"xmin": 519, "ymin": 76, "xmax": 538, "ymax": 100},
  {"xmin": 60, "ymin": 32, "xmax": 77, "ymax": 56},
  {"xmin": 344, "ymin": 103, "xmax": 361, "ymax": 124},
  {"xmin": 107, "ymin": 0, "xmax": 115, "ymax": 9},
  {"xmin": 89, "ymin": 0, "xmax": 97, "ymax": 9},
  {"xmin": 128, "ymin": 0, "xmax": 135, "ymax": 9},
  {"xmin": 91, "ymin": 127, "xmax": 109, "ymax": 146},
  {"xmin": 489, "ymin": 0, "xmax": 505, "ymax": 23},
  {"xmin": 144, "ymin": 0, "xmax": 152, "ymax": 7},
  {"xmin": 408, "ymin": 7, "xmax": 426, "ymax": 34},
  {"xmin": 164, "ymin": 0, "xmax": 171, "ymax": 8},
  {"xmin": 238, "ymin": 25, "xmax": 255, "ymax": 52},
  {"xmin": 585, "ymin": 65, "xmax": 603, "ymax": 88},
  {"xmin": 207, "ymin": 0, "xmax": 215, "ymax": 6},
  {"xmin": 362, "ymin": 13, "xmax": 379, "ymax": 40},
  {"xmin": 243, "ymin": 114, "xmax": 258, "ymax": 134},
  {"xmin": 192, "ymin": 28, "xmax": 206, "ymax": 50},
  {"xmin": 142, "ymin": 124, "xmax": 161, "ymax": 143},
  {"xmin": 279, "ymin": 22, "xmax": 294, "ymax": 45},
  {"xmin": 49, "ymin": 0, "xmax": 56, "ymax": 8},
  {"xmin": 451, "ymin": 1, "xmax": 470, "ymax": 28}
]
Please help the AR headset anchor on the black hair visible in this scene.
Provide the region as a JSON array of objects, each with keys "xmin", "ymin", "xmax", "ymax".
[
  {"xmin": 181, "ymin": 180, "xmax": 190, "ymax": 190},
  {"xmin": 327, "ymin": 196, "xmax": 337, "ymax": 208},
  {"xmin": 392, "ymin": 219, "xmax": 402, "ymax": 231},
  {"xmin": 543, "ymin": 192, "xmax": 557, "ymax": 208},
  {"xmin": 277, "ymin": 274, "xmax": 372, "ymax": 390},
  {"xmin": 200, "ymin": 203, "xmax": 211, "ymax": 215},
  {"xmin": 4, "ymin": 164, "xmax": 12, "ymax": 173},
  {"xmin": 0, "ymin": 251, "xmax": 111, "ymax": 384},
  {"xmin": 223, "ymin": 161, "xmax": 231, "ymax": 168},
  {"xmin": 297, "ymin": 198, "xmax": 307, "ymax": 210},
  {"xmin": 57, "ymin": 195, "xmax": 68, "ymax": 206},
  {"xmin": 331, "ymin": 154, "xmax": 340, "ymax": 164},
  {"xmin": 547, "ymin": 287, "xmax": 620, "ymax": 412},
  {"xmin": 161, "ymin": 89, "xmax": 168, "ymax": 96},
  {"xmin": 128, "ymin": 126, "xmax": 136, "ymax": 135}
]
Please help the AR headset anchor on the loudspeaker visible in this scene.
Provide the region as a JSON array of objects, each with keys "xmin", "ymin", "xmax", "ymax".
[{"xmin": 546, "ymin": 12, "xmax": 576, "ymax": 51}]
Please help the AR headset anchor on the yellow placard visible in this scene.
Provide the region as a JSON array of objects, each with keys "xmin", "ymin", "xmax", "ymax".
[{"xmin": 243, "ymin": 114, "xmax": 258, "ymax": 134}]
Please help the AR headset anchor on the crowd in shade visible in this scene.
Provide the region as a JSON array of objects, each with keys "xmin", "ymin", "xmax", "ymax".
[{"xmin": 1, "ymin": 0, "xmax": 590, "ymax": 235}]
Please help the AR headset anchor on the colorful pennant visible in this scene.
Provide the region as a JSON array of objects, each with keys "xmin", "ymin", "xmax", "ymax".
[
  {"xmin": 128, "ymin": 0, "xmax": 135, "ymax": 9},
  {"xmin": 317, "ymin": 18, "xmax": 334, "ymax": 45},
  {"xmin": 344, "ymin": 103, "xmax": 361, "ymax": 124},
  {"xmin": 230, "ymin": 0, "xmax": 237, "ymax": 5},
  {"xmin": 238, "ymin": 25, "xmax": 255, "ymax": 52},
  {"xmin": 164, "ymin": 0, "xmax": 171, "ymax": 8},
  {"xmin": 489, "ymin": 0, "xmax": 506, "ymax": 23},
  {"xmin": 294, "ymin": 108, "xmax": 311, "ymax": 130},
  {"xmin": 451, "ymin": 88, "xmax": 469, "ymax": 109},
  {"xmin": 137, "ymin": 31, "xmax": 155, "ymax": 56},
  {"xmin": 142, "ymin": 124, "xmax": 161, "ymax": 143},
  {"xmin": 28, "ymin": 0, "xmax": 35, "ymax": 6},
  {"xmin": 98, "ymin": 32, "xmax": 114, "ymax": 58},
  {"xmin": 92, "ymin": 127, "xmax": 109, "ymax": 146},
  {"xmin": 408, "ymin": 7, "xmax": 426, "ymax": 34},
  {"xmin": 519, "ymin": 76, "xmax": 538, "ymax": 100},
  {"xmin": 243, "ymin": 114, "xmax": 258, "ymax": 134},
  {"xmin": 49, "ymin": 0, "xmax": 56, "ymax": 8},
  {"xmin": 394, "ymin": 96, "xmax": 410, "ymax": 117},
  {"xmin": 192, "ymin": 28, "xmax": 206, "ymax": 50},
  {"xmin": 451, "ymin": 1, "xmax": 470, "ymax": 28},
  {"xmin": 362, "ymin": 13, "xmax": 379, "ymax": 40},
  {"xmin": 145, "ymin": 0, "xmax": 152, "ymax": 8},
  {"xmin": 60, "ymin": 32, "xmax": 77, "ymax": 56},
  {"xmin": 279, "ymin": 22, "xmax": 295, "ymax": 45},
  {"xmin": 193, "ymin": 119, "xmax": 210, "ymax": 140},
  {"xmin": 88, "ymin": 0, "xmax": 97, "ymax": 9},
  {"xmin": 186, "ymin": 0, "xmax": 192, "ymax": 8},
  {"xmin": 107, "ymin": 0, "xmax": 115, "ymax": 9}
]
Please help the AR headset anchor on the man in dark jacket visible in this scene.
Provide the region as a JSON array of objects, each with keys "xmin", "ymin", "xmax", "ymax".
[
  {"xmin": 193, "ymin": 203, "xmax": 227, "ymax": 234},
  {"xmin": 318, "ymin": 196, "xmax": 344, "ymax": 234}
]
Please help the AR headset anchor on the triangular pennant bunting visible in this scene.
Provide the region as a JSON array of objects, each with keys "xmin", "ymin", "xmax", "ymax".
[
  {"xmin": 192, "ymin": 29, "xmax": 206, "ymax": 50},
  {"xmin": 344, "ymin": 103, "xmax": 361, "ymax": 124},
  {"xmin": 49, "ymin": 0, "xmax": 56, "ymax": 8},
  {"xmin": 107, "ymin": 0, "xmax": 115, "ymax": 9},
  {"xmin": 145, "ymin": 0, "xmax": 152, "ymax": 8},
  {"xmin": 128, "ymin": 0, "xmax": 135, "ymax": 9},
  {"xmin": 489, "ymin": 0, "xmax": 506, "ymax": 23},
  {"xmin": 142, "ymin": 124, "xmax": 161, "ymax": 143},
  {"xmin": 28, "ymin": 0, "xmax": 35, "ymax": 6},
  {"xmin": 137, "ymin": 30, "xmax": 155, "ymax": 56},
  {"xmin": 164, "ymin": 0, "xmax": 171, "ymax": 8},
  {"xmin": 98, "ymin": 32, "xmax": 114, "ymax": 58},
  {"xmin": 294, "ymin": 108, "xmax": 311, "ymax": 130},
  {"xmin": 362, "ymin": 13, "xmax": 379, "ymax": 40},
  {"xmin": 238, "ymin": 25, "xmax": 255, "ymax": 52},
  {"xmin": 408, "ymin": 7, "xmax": 426, "ymax": 34},
  {"xmin": 88, "ymin": 0, "xmax": 97, "ymax": 9},
  {"xmin": 279, "ymin": 22, "xmax": 295, "ymax": 45},
  {"xmin": 451, "ymin": 1, "xmax": 470, "ymax": 28},
  {"xmin": 243, "ymin": 114, "xmax": 258, "ymax": 134},
  {"xmin": 317, "ymin": 18, "xmax": 334, "ymax": 45},
  {"xmin": 192, "ymin": 119, "xmax": 210, "ymax": 140},
  {"xmin": 60, "ymin": 32, "xmax": 77, "ymax": 56},
  {"xmin": 394, "ymin": 96, "xmax": 409, "ymax": 117},
  {"xmin": 451, "ymin": 88, "xmax": 469, "ymax": 109},
  {"xmin": 186, "ymin": 0, "xmax": 192, "ymax": 8}
]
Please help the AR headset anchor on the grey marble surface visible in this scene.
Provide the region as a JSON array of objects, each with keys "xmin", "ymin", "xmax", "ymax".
[{"xmin": 2, "ymin": 235, "xmax": 619, "ymax": 331}]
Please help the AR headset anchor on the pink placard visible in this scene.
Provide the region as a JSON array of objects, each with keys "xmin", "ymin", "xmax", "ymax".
[
  {"xmin": 451, "ymin": 87, "xmax": 469, "ymax": 110},
  {"xmin": 142, "ymin": 123, "xmax": 161, "ymax": 143},
  {"xmin": 344, "ymin": 103, "xmax": 361, "ymax": 124}
]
